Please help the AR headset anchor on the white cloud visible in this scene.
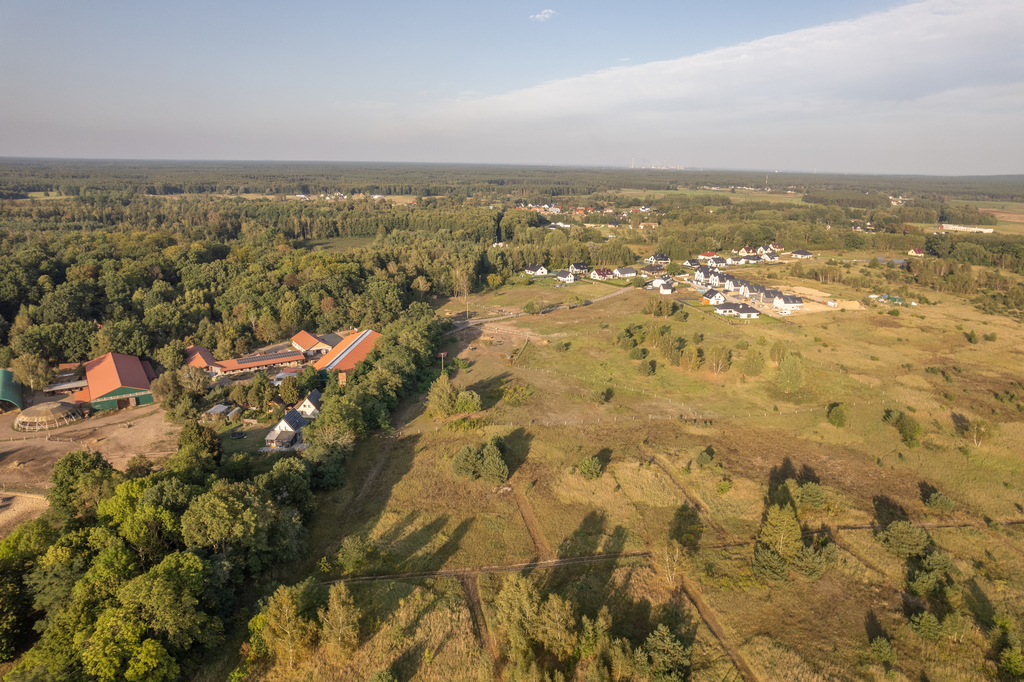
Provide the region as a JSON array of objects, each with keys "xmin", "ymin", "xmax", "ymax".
[
  {"xmin": 529, "ymin": 9, "xmax": 556, "ymax": 22},
  {"xmin": 390, "ymin": 0, "xmax": 1024, "ymax": 173}
]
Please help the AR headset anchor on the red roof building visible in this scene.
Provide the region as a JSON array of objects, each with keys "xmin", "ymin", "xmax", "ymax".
[
  {"xmin": 313, "ymin": 329, "xmax": 381, "ymax": 374},
  {"xmin": 74, "ymin": 352, "xmax": 155, "ymax": 410}
]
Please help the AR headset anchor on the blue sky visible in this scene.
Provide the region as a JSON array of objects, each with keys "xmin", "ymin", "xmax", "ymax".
[{"xmin": 1, "ymin": 0, "xmax": 1022, "ymax": 174}]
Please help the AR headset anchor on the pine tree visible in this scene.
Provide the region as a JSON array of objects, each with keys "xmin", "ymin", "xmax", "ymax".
[
  {"xmin": 877, "ymin": 521, "xmax": 929, "ymax": 559},
  {"xmin": 494, "ymin": 574, "xmax": 540, "ymax": 660},
  {"xmin": 479, "ymin": 445, "xmax": 509, "ymax": 484},
  {"xmin": 263, "ymin": 585, "xmax": 317, "ymax": 670},
  {"xmin": 759, "ymin": 504, "xmax": 802, "ymax": 562},
  {"xmin": 427, "ymin": 373, "xmax": 459, "ymax": 417}
]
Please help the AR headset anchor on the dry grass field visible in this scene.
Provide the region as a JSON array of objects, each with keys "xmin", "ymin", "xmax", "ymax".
[{"xmin": 246, "ymin": 251, "xmax": 1024, "ymax": 680}]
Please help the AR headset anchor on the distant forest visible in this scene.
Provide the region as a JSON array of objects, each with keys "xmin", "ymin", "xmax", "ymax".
[{"xmin": 0, "ymin": 159, "xmax": 1022, "ymax": 202}]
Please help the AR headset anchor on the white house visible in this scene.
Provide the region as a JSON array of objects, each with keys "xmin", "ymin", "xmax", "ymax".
[
  {"xmin": 645, "ymin": 254, "xmax": 671, "ymax": 265},
  {"xmin": 715, "ymin": 303, "xmax": 760, "ymax": 319},
  {"xmin": 556, "ymin": 270, "xmax": 576, "ymax": 283},
  {"xmin": 591, "ymin": 268, "xmax": 614, "ymax": 281},
  {"xmin": 659, "ymin": 281, "xmax": 675, "ymax": 295},
  {"xmin": 265, "ymin": 409, "xmax": 309, "ymax": 449},
  {"xmin": 791, "ymin": 250, "xmax": 813, "ymax": 259},
  {"xmin": 614, "ymin": 266, "xmax": 637, "ymax": 278},
  {"xmin": 773, "ymin": 294, "xmax": 804, "ymax": 311},
  {"xmin": 525, "ymin": 264, "xmax": 548, "ymax": 276},
  {"xmin": 569, "ymin": 262, "xmax": 590, "ymax": 274},
  {"xmin": 701, "ymin": 289, "xmax": 726, "ymax": 305},
  {"xmin": 296, "ymin": 390, "xmax": 322, "ymax": 419}
]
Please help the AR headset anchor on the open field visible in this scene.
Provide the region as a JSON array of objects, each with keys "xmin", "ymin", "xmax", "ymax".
[
  {"xmin": 303, "ymin": 235, "xmax": 376, "ymax": 253},
  {"xmin": 267, "ymin": 256, "xmax": 1024, "ymax": 680},
  {"xmin": 611, "ymin": 187, "xmax": 807, "ymax": 205}
]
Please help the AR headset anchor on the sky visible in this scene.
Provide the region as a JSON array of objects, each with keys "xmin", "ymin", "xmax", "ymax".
[{"xmin": 1, "ymin": 0, "xmax": 1022, "ymax": 175}]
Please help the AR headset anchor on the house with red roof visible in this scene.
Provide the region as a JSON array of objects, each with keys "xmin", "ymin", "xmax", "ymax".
[
  {"xmin": 185, "ymin": 345, "xmax": 223, "ymax": 374},
  {"xmin": 698, "ymin": 252, "xmax": 718, "ymax": 261},
  {"xmin": 74, "ymin": 352, "xmax": 156, "ymax": 411},
  {"xmin": 290, "ymin": 330, "xmax": 333, "ymax": 356}
]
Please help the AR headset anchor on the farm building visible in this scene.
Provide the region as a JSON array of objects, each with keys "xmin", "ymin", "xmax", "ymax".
[
  {"xmin": 291, "ymin": 330, "xmax": 334, "ymax": 356},
  {"xmin": 185, "ymin": 345, "xmax": 222, "ymax": 374},
  {"xmin": 0, "ymin": 370, "xmax": 24, "ymax": 411},
  {"xmin": 15, "ymin": 401, "xmax": 84, "ymax": 431},
  {"xmin": 314, "ymin": 329, "xmax": 382, "ymax": 380},
  {"xmin": 74, "ymin": 352, "xmax": 156, "ymax": 411}
]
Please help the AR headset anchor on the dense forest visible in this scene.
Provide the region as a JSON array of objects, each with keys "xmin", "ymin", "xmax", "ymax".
[{"xmin": 0, "ymin": 162, "xmax": 1023, "ymax": 679}]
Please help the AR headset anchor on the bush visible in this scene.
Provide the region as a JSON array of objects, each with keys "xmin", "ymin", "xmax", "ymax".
[
  {"xmin": 877, "ymin": 520, "xmax": 929, "ymax": 559},
  {"xmin": 925, "ymin": 492, "xmax": 956, "ymax": 513},
  {"xmin": 628, "ymin": 346, "xmax": 648, "ymax": 360},
  {"xmin": 799, "ymin": 482, "xmax": 826, "ymax": 509},
  {"xmin": 826, "ymin": 403, "xmax": 847, "ymax": 427},
  {"xmin": 696, "ymin": 446, "xmax": 714, "ymax": 467},
  {"xmin": 452, "ymin": 445, "xmax": 482, "ymax": 479},
  {"xmin": 871, "ymin": 637, "xmax": 897, "ymax": 667},
  {"xmin": 966, "ymin": 330, "xmax": 978, "ymax": 344},
  {"xmin": 984, "ymin": 333, "xmax": 997, "ymax": 342},
  {"xmin": 776, "ymin": 355, "xmax": 804, "ymax": 393},
  {"xmin": 717, "ymin": 479, "xmax": 732, "ymax": 495},
  {"xmin": 911, "ymin": 611, "xmax": 941, "ymax": 640},
  {"xmin": 502, "ymin": 382, "xmax": 534, "ymax": 406},
  {"xmin": 337, "ymin": 535, "xmax": 369, "ymax": 573},
  {"xmin": 752, "ymin": 545, "xmax": 788, "ymax": 581},
  {"xmin": 454, "ymin": 390, "xmax": 482, "ymax": 413},
  {"xmin": 740, "ymin": 350, "xmax": 765, "ymax": 377},
  {"xmin": 793, "ymin": 542, "xmax": 838, "ymax": 580},
  {"xmin": 735, "ymin": 339, "xmax": 749, "ymax": 350},
  {"xmin": 888, "ymin": 309, "xmax": 900, "ymax": 316},
  {"xmin": 590, "ymin": 387, "xmax": 611, "ymax": 404},
  {"xmin": 578, "ymin": 456, "xmax": 602, "ymax": 480},
  {"xmin": 638, "ymin": 359, "xmax": 655, "ymax": 376}
]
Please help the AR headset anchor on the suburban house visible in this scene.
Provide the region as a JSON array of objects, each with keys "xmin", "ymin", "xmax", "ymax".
[
  {"xmin": 701, "ymin": 289, "xmax": 726, "ymax": 305},
  {"xmin": 682, "ymin": 258, "xmax": 701, "ymax": 268},
  {"xmin": 525, "ymin": 264, "xmax": 548, "ymax": 276},
  {"xmin": 556, "ymin": 270, "xmax": 576, "ymax": 283},
  {"xmin": 744, "ymin": 254, "xmax": 762, "ymax": 264},
  {"xmin": 707, "ymin": 271, "xmax": 724, "ymax": 288},
  {"xmin": 791, "ymin": 250, "xmax": 813, "ymax": 259},
  {"xmin": 291, "ymin": 330, "xmax": 333, "ymax": 356},
  {"xmin": 271, "ymin": 367, "xmax": 301, "ymax": 386},
  {"xmin": 590, "ymin": 268, "xmax": 614, "ymax": 281},
  {"xmin": 709, "ymin": 257, "xmax": 728, "ymax": 268},
  {"xmin": 773, "ymin": 294, "xmax": 804, "ymax": 311},
  {"xmin": 645, "ymin": 254, "xmax": 671, "ymax": 265},
  {"xmin": 715, "ymin": 303, "xmax": 760, "ymax": 319},
  {"xmin": 313, "ymin": 329, "xmax": 382, "ymax": 383},
  {"xmin": 693, "ymin": 266, "xmax": 718, "ymax": 285},
  {"xmin": 296, "ymin": 389, "xmax": 322, "ymax": 419},
  {"xmin": 762, "ymin": 289, "xmax": 784, "ymax": 303},
  {"xmin": 614, "ymin": 266, "xmax": 637, "ymax": 278},
  {"xmin": 762, "ymin": 252, "xmax": 780, "ymax": 262},
  {"xmin": 908, "ymin": 248, "xmax": 925, "ymax": 257},
  {"xmin": 265, "ymin": 409, "xmax": 309, "ymax": 448},
  {"xmin": 737, "ymin": 246, "xmax": 758, "ymax": 257},
  {"xmin": 639, "ymin": 264, "xmax": 664, "ymax": 277},
  {"xmin": 569, "ymin": 262, "xmax": 590, "ymax": 274},
  {"xmin": 769, "ymin": 242, "xmax": 784, "ymax": 252},
  {"xmin": 659, "ymin": 281, "xmax": 675, "ymax": 295},
  {"xmin": 73, "ymin": 352, "xmax": 156, "ymax": 411},
  {"xmin": 638, "ymin": 222, "xmax": 660, "ymax": 230},
  {"xmin": 757, "ymin": 245, "xmax": 776, "ymax": 255},
  {"xmin": 698, "ymin": 252, "xmax": 718, "ymax": 261}
]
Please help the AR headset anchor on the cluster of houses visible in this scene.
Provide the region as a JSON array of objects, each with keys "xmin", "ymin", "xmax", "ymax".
[
  {"xmin": 526, "ymin": 254, "xmax": 676, "ymax": 294},
  {"xmin": 194, "ymin": 328, "xmax": 381, "ymax": 449}
]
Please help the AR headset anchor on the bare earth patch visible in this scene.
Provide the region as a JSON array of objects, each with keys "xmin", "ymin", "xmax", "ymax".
[{"xmin": 0, "ymin": 493, "xmax": 47, "ymax": 539}]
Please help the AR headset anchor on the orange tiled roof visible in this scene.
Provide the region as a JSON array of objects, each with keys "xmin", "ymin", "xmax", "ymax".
[
  {"xmin": 84, "ymin": 353, "xmax": 152, "ymax": 400},
  {"xmin": 314, "ymin": 330, "xmax": 381, "ymax": 372},
  {"xmin": 290, "ymin": 330, "xmax": 322, "ymax": 352},
  {"xmin": 185, "ymin": 345, "xmax": 221, "ymax": 370},
  {"xmin": 217, "ymin": 350, "xmax": 306, "ymax": 373}
]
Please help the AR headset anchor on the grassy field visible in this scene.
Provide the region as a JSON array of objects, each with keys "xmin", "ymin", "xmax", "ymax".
[
  {"xmin": 303, "ymin": 236, "xmax": 376, "ymax": 253},
  {"xmin": 612, "ymin": 187, "xmax": 807, "ymax": 205},
  {"xmin": 244, "ymin": 252, "xmax": 1024, "ymax": 681},
  {"xmin": 948, "ymin": 199, "xmax": 1024, "ymax": 235}
]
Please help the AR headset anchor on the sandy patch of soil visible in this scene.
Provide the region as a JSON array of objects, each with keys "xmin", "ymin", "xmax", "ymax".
[{"xmin": 0, "ymin": 493, "xmax": 47, "ymax": 539}]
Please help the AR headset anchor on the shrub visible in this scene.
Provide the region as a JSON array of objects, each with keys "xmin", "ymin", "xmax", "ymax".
[
  {"xmin": 966, "ymin": 330, "xmax": 978, "ymax": 344},
  {"xmin": 984, "ymin": 333, "xmax": 997, "ymax": 342},
  {"xmin": 799, "ymin": 482, "xmax": 826, "ymax": 509},
  {"xmin": 740, "ymin": 350, "xmax": 765, "ymax": 377},
  {"xmin": 638, "ymin": 359, "xmax": 655, "ymax": 376},
  {"xmin": 911, "ymin": 611, "xmax": 941, "ymax": 640},
  {"xmin": 793, "ymin": 542, "xmax": 838, "ymax": 580},
  {"xmin": 479, "ymin": 444, "xmax": 510, "ymax": 484},
  {"xmin": 337, "ymin": 535, "xmax": 369, "ymax": 573},
  {"xmin": 454, "ymin": 390, "xmax": 482, "ymax": 413},
  {"xmin": 735, "ymin": 339, "xmax": 749, "ymax": 350},
  {"xmin": 776, "ymin": 355, "xmax": 804, "ymax": 393},
  {"xmin": 925, "ymin": 492, "xmax": 956, "ymax": 513},
  {"xmin": 452, "ymin": 446, "xmax": 483, "ymax": 478},
  {"xmin": 826, "ymin": 403, "xmax": 847, "ymax": 428},
  {"xmin": 717, "ymin": 479, "xmax": 732, "ymax": 495},
  {"xmin": 888, "ymin": 309, "xmax": 900, "ymax": 316},
  {"xmin": 578, "ymin": 456, "xmax": 602, "ymax": 480},
  {"xmin": 752, "ymin": 545, "xmax": 788, "ymax": 581},
  {"xmin": 871, "ymin": 637, "xmax": 897, "ymax": 667},
  {"xmin": 877, "ymin": 520, "xmax": 929, "ymax": 559},
  {"xmin": 502, "ymin": 382, "xmax": 534, "ymax": 406},
  {"xmin": 696, "ymin": 446, "xmax": 714, "ymax": 467},
  {"xmin": 628, "ymin": 347, "xmax": 648, "ymax": 360}
]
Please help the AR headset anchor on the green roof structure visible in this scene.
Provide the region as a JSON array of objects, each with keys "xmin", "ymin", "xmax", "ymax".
[{"xmin": 0, "ymin": 370, "xmax": 24, "ymax": 410}]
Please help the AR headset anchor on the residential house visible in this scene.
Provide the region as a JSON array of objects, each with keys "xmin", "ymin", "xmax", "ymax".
[
  {"xmin": 659, "ymin": 281, "xmax": 675, "ymax": 295},
  {"xmin": 762, "ymin": 289, "xmax": 784, "ymax": 304},
  {"xmin": 569, "ymin": 262, "xmax": 590, "ymax": 274},
  {"xmin": 737, "ymin": 246, "xmax": 758, "ymax": 257},
  {"xmin": 645, "ymin": 254, "xmax": 671, "ymax": 265},
  {"xmin": 908, "ymin": 248, "xmax": 925, "ymax": 257},
  {"xmin": 216, "ymin": 350, "xmax": 306, "ymax": 376},
  {"xmin": 525, "ymin": 264, "xmax": 548, "ymax": 276},
  {"xmin": 639, "ymin": 264, "xmax": 664, "ymax": 277},
  {"xmin": 715, "ymin": 303, "xmax": 760, "ymax": 319},
  {"xmin": 590, "ymin": 268, "xmax": 614, "ymax": 281},
  {"xmin": 682, "ymin": 258, "xmax": 701, "ymax": 268},
  {"xmin": 296, "ymin": 389, "xmax": 322, "ymax": 419},
  {"xmin": 773, "ymin": 295, "xmax": 804, "ymax": 311},
  {"xmin": 709, "ymin": 257, "xmax": 728, "ymax": 268},
  {"xmin": 698, "ymin": 252, "xmax": 718, "ymax": 261},
  {"xmin": 757, "ymin": 245, "xmax": 775, "ymax": 255},
  {"xmin": 791, "ymin": 250, "xmax": 813, "ymax": 259},
  {"xmin": 613, "ymin": 266, "xmax": 637, "ymax": 279},
  {"xmin": 762, "ymin": 252, "xmax": 780, "ymax": 262},
  {"xmin": 701, "ymin": 289, "xmax": 726, "ymax": 305},
  {"xmin": 556, "ymin": 270, "xmax": 576, "ymax": 283},
  {"xmin": 265, "ymin": 409, "xmax": 309, "ymax": 448}
]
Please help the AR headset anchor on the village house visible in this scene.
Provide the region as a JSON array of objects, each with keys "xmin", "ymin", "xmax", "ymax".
[
  {"xmin": 265, "ymin": 408, "xmax": 309, "ymax": 449},
  {"xmin": 296, "ymin": 389, "xmax": 322, "ymax": 419},
  {"xmin": 569, "ymin": 262, "xmax": 590, "ymax": 274},
  {"xmin": 701, "ymin": 288, "xmax": 726, "ymax": 305},
  {"xmin": 639, "ymin": 264, "xmax": 664, "ymax": 277},
  {"xmin": 525, "ymin": 264, "xmax": 548, "ymax": 276},
  {"xmin": 715, "ymin": 303, "xmax": 760, "ymax": 319},
  {"xmin": 613, "ymin": 266, "xmax": 637, "ymax": 279},
  {"xmin": 773, "ymin": 294, "xmax": 804, "ymax": 311},
  {"xmin": 590, "ymin": 268, "xmax": 614, "ymax": 281},
  {"xmin": 645, "ymin": 254, "xmax": 671, "ymax": 265},
  {"xmin": 737, "ymin": 246, "xmax": 758, "ymax": 257},
  {"xmin": 698, "ymin": 252, "xmax": 718, "ymax": 261},
  {"xmin": 682, "ymin": 258, "xmax": 701, "ymax": 268},
  {"xmin": 556, "ymin": 270, "xmax": 576, "ymax": 283},
  {"xmin": 908, "ymin": 248, "xmax": 925, "ymax": 257},
  {"xmin": 290, "ymin": 330, "xmax": 333, "ymax": 357},
  {"xmin": 791, "ymin": 250, "xmax": 813, "ymax": 259}
]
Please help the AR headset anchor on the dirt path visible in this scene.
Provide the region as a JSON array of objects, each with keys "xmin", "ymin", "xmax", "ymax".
[
  {"xmin": 676, "ymin": 572, "xmax": 761, "ymax": 682},
  {"xmin": 354, "ymin": 435, "xmax": 399, "ymax": 502},
  {"xmin": 459, "ymin": 576, "xmax": 498, "ymax": 665},
  {"xmin": 513, "ymin": 488, "xmax": 554, "ymax": 560}
]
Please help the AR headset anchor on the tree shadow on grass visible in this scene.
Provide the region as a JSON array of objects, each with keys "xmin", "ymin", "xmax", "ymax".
[
  {"xmin": 951, "ymin": 412, "xmax": 970, "ymax": 436},
  {"xmin": 864, "ymin": 609, "xmax": 888, "ymax": 642},
  {"xmin": 872, "ymin": 495, "xmax": 909, "ymax": 528},
  {"xmin": 503, "ymin": 427, "xmax": 533, "ymax": 479},
  {"xmin": 918, "ymin": 481, "xmax": 939, "ymax": 504},
  {"xmin": 964, "ymin": 577, "xmax": 995, "ymax": 630},
  {"xmin": 465, "ymin": 371, "xmax": 513, "ymax": 409}
]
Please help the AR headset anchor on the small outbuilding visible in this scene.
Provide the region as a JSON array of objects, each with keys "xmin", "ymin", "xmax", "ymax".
[{"xmin": 15, "ymin": 401, "xmax": 83, "ymax": 431}]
